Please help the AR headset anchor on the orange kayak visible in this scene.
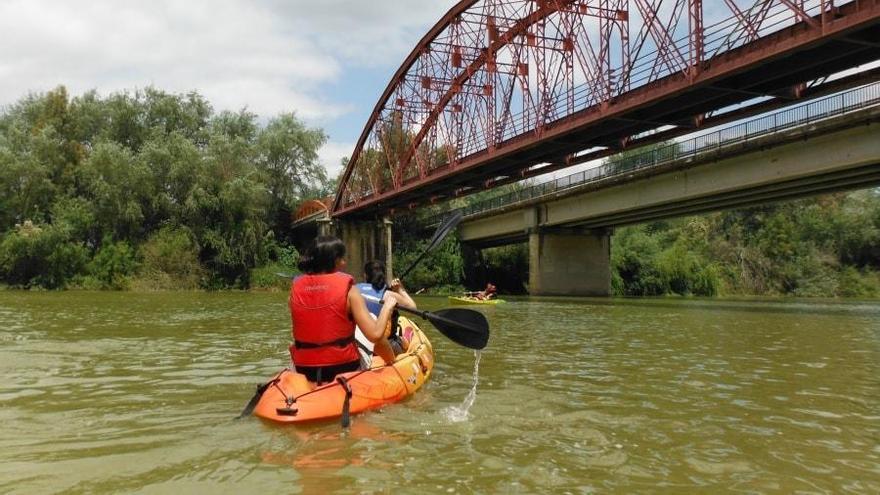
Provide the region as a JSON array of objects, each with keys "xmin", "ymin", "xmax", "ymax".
[{"xmin": 253, "ymin": 316, "xmax": 434, "ymax": 424}]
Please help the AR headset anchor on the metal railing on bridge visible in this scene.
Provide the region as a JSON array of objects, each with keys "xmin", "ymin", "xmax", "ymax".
[{"xmin": 441, "ymin": 81, "xmax": 880, "ymax": 221}]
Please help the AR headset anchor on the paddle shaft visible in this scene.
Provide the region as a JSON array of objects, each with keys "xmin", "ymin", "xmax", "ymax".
[
  {"xmin": 361, "ymin": 294, "xmax": 430, "ymax": 321},
  {"xmin": 397, "ymin": 211, "xmax": 462, "ymax": 279}
]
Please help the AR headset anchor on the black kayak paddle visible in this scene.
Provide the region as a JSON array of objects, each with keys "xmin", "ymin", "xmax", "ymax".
[
  {"xmin": 362, "ymin": 294, "xmax": 489, "ymax": 350},
  {"xmin": 397, "ymin": 210, "xmax": 463, "ymax": 280}
]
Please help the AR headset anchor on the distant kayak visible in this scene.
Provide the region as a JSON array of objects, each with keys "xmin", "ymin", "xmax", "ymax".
[
  {"xmin": 448, "ymin": 296, "xmax": 506, "ymax": 305},
  {"xmin": 253, "ymin": 316, "xmax": 433, "ymax": 424}
]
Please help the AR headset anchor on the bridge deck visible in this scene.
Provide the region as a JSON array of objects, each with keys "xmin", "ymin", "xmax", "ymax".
[{"xmin": 456, "ymin": 100, "xmax": 880, "ymax": 247}]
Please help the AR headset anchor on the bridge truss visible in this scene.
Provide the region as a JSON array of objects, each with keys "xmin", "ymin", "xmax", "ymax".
[{"xmin": 334, "ymin": 0, "xmax": 880, "ymax": 217}]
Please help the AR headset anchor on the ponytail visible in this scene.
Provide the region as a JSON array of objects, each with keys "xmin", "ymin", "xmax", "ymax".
[{"xmin": 364, "ymin": 260, "xmax": 386, "ymax": 292}]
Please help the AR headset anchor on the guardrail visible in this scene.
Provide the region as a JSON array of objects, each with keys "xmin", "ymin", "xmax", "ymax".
[{"xmin": 440, "ymin": 81, "xmax": 880, "ymax": 220}]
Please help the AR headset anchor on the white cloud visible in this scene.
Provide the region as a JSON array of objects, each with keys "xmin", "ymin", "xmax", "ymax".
[
  {"xmin": 264, "ymin": 0, "xmax": 458, "ymax": 66},
  {"xmin": 318, "ymin": 140, "xmax": 356, "ymax": 179},
  {"xmin": 0, "ymin": 0, "xmax": 463, "ymax": 183},
  {"xmin": 0, "ymin": 0, "xmax": 455, "ymax": 120}
]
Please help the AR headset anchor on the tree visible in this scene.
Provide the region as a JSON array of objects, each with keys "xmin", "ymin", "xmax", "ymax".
[
  {"xmin": 0, "ymin": 86, "xmax": 335, "ymax": 289},
  {"xmin": 255, "ymin": 113, "xmax": 327, "ymax": 240}
]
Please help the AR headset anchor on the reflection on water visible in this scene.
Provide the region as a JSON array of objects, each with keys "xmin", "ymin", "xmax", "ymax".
[{"xmin": 0, "ymin": 291, "xmax": 878, "ymax": 493}]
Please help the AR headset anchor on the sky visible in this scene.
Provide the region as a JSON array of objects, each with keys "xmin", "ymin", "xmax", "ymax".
[{"xmin": 0, "ymin": 0, "xmax": 458, "ymax": 177}]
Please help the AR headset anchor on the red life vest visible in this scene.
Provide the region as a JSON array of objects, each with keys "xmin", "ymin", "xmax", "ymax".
[{"xmin": 289, "ymin": 272, "xmax": 359, "ymax": 368}]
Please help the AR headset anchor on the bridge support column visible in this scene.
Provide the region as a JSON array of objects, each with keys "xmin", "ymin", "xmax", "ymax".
[
  {"xmin": 339, "ymin": 217, "xmax": 393, "ymax": 280},
  {"xmin": 316, "ymin": 217, "xmax": 334, "ymax": 237},
  {"xmin": 528, "ymin": 227, "xmax": 611, "ymax": 296},
  {"xmin": 383, "ymin": 217, "xmax": 394, "ymax": 281}
]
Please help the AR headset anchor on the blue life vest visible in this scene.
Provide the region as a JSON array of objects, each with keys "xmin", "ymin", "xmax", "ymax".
[{"xmin": 356, "ymin": 282, "xmax": 386, "ymax": 316}]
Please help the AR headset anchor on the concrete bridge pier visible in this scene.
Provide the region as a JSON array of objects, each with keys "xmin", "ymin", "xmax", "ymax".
[
  {"xmin": 339, "ymin": 217, "xmax": 394, "ymax": 281},
  {"xmin": 528, "ymin": 227, "xmax": 612, "ymax": 296}
]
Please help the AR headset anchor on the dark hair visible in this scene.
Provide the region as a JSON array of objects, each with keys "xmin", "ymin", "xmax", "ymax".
[
  {"xmin": 364, "ymin": 260, "xmax": 386, "ymax": 292},
  {"xmin": 297, "ymin": 236, "xmax": 346, "ymax": 274}
]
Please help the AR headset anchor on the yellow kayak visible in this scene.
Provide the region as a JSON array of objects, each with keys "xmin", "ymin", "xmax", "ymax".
[{"xmin": 448, "ymin": 296, "xmax": 506, "ymax": 305}]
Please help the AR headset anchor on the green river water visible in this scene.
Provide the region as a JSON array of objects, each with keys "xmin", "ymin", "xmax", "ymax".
[{"xmin": 0, "ymin": 291, "xmax": 878, "ymax": 494}]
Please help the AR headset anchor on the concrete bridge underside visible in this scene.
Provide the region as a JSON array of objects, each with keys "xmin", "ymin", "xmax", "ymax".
[{"xmin": 460, "ymin": 107, "xmax": 880, "ymax": 296}]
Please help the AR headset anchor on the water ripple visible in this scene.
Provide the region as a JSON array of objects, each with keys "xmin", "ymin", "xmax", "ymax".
[{"xmin": 0, "ymin": 293, "xmax": 878, "ymax": 493}]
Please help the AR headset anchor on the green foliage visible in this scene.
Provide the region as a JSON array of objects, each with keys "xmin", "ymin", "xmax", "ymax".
[
  {"xmin": 655, "ymin": 243, "xmax": 720, "ymax": 296},
  {"xmin": 0, "ymin": 124, "xmax": 62, "ymax": 228},
  {"xmin": 0, "ymin": 221, "xmax": 89, "ymax": 288},
  {"xmin": 612, "ymin": 226, "xmax": 666, "ymax": 296},
  {"xmin": 481, "ymin": 244, "xmax": 529, "ymax": 294},
  {"xmin": 86, "ymin": 238, "xmax": 139, "ymax": 289},
  {"xmin": 837, "ymin": 266, "xmax": 880, "ymax": 298},
  {"xmin": 0, "ymin": 86, "xmax": 329, "ymax": 290},
  {"xmin": 393, "ymin": 235, "xmax": 465, "ymax": 293},
  {"xmin": 610, "ymin": 191, "xmax": 880, "ymax": 297},
  {"xmin": 256, "ymin": 113, "xmax": 328, "ymax": 240},
  {"xmin": 249, "ymin": 245, "xmax": 300, "ymax": 290},
  {"xmin": 78, "ymin": 141, "xmax": 152, "ymax": 241},
  {"xmin": 136, "ymin": 227, "xmax": 204, "ymax": 290}
]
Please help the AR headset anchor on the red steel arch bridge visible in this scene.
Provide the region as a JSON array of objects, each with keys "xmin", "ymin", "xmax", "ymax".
[{"xmin": 332, "ymin": 0, "xmax": 880, "ymax": 219}]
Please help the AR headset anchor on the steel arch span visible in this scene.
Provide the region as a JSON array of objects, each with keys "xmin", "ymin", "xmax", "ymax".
[{"xmin": 333, "ymin": 0, "xmax": 880, "ymax": 218}]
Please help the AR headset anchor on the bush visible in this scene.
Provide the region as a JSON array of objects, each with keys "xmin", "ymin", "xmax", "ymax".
[
  {"xmin": 249, "ymin": 245, "xmax": 299, "ymax": 290},
  {"xmin": 86, "ymin": 238, "xmax": 139, "ymax": 289},
  {"xmin": 612, "ymin": 227, "xmax": 666, "ymax": 296},
  {"xmin": 837, "ymin": 266, "xmax": 880, "ymax": 298},
  {"xmin": 482, "ymin": 243, "xmax": 529, "ymax": 294},
  {"xmin": 0, "ymin": 220, "xmax": 89, "ymax": 289},
  {"xmin": 656, "ymin": 244, "xmax": 720, "ymax": 296},
  {"xmin": 421, "ymin": 283, "xmax": 467, "ymax": 296},
  {"xmin": 137, "ymin": 226, "xmax": 203, "ymax": 289},
  {"xmin": 394, "ymin": 235, "xmax": 464, "ymax": 292}
]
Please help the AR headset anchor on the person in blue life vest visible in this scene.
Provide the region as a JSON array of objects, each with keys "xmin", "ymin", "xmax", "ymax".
[
  {"xmin": 288, "ymin": 236, "xmax": 404, "ymax": 384},
  {"xmin": 356, "ymin": 260, "xmax": 417, "ymax": 358},
  {"xmin": 356, "ymin": 260, "xmax": 416, "ymax": 316}
]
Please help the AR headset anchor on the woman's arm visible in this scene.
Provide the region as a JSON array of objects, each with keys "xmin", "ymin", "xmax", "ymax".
[
  {"xmin": 349, "ymin": 286, "xmax": 398, "ymax": 342},
  {"xmin": 388, "ymin": 278, "xmax": 417, "ymax": 308}
]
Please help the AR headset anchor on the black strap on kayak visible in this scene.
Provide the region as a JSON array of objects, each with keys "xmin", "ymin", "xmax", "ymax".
[
  {"xmin": 355, "ymin": 339, "xmax": 373, "ymax": 356},
  {"xmin": 294, "ymin": 336, "xmax": 355, "ymax": 349},
  {"xmin": 355, "ymin": 339, "xmax": 374, "ymax": 370},
  {"xmin": 336, "ymin": 376, "xmax": 353, "ymax": 428},
  {"xmin": 236, "ymin": 372, "xmax": 284, "ymax": 420}
]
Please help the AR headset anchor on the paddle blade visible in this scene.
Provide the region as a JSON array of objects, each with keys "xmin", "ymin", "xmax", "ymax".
[
  {"xmin": 424, "ymin": 308, "xmax": 490, "ymax": 350},
  {"xmin": 236, "ymin": 379, "xmax": 275, "ymax": 420},
  {"xmin": 359, "ymin": 295, "xmax": 490, "ymax": 350}
]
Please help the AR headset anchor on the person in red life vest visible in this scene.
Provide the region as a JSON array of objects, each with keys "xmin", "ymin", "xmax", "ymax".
[
  {"xmin": 474, "ymin": 282, "xmax": 497, "ymax": 300},
  {"xmin": 289, "ymin": 236, "xmax": 402, "ymax": 384}
]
